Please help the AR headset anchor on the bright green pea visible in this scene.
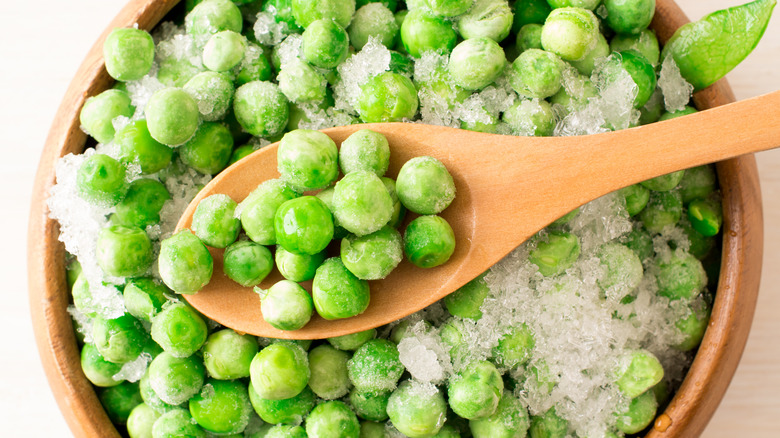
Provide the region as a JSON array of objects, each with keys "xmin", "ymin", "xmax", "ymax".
[
  {"xmin": 189, "ymin": 379, "xmax": 253, "ymax": 435},
  {"xmin": 151, "ymin": 302, "xmax": 208, "ymax": 358},
  {"xmin": 688, "ymin": 197, "xmax": 722, "ymax": 237},
  {"xmin": 517, "ymin": 23, "xmax": 544, "ymax": 52},
  {"xmin": 233, "ymin": 81, "xmax": 289, "ymax": 138},
  {"xmin": 400, "ymin": 10, "xmax": 458, "ymax": 57},
  {"xmin": 145, "ymin": 88, "xmax": 200, "ymax": 146},
  {"xmin": 350, "ymin": 389, "xmax": 391, "ymax": 422},
  {"xmin": 328, "ymin": 328, "xmax": 377, "ymax": 351},
  {"xmin": 603, "ymin": 0, "xmax": 655, "ymax": 35},
  {"xmin": 396, "ymin": 156, "xmax": 455, "ymax": 215},
  {"xmin": 569, "ymin": 33, "xmax": 610, "ymax": 76},
  {"xmin": 469, "ymin": 390, "xmax": 531, "ymax": 438},
  {"xmin": 292, "ymin": 0, "xmax": 355, "ymax": 28},
  {"xmin": 305, "ymin": 401, "xmax": 360, "ymax": 438},
  {"xmin": 529, "ymin": 231, "xmax": 581, "ymax": 277},
  {"xmin": 81, "ymin": 343, "xmax": 124, "ymax": 387},
  {"xmin": 248, "ymin": 384, "xmax": 316, "ymax": 424},
  {"xmin": 80, "ymin": 89, "xmax": 135, "ymax": 144},
  {"xmin": 185, "ymin": 0, "xmax": 243, "ymax": 42},
  {"xmin": 274, "ymin": 196, "xmax": 334, "ymax": 255},
  {"xmin": 348, "ymin": 339, "xmax": 404, "ymax": 393},
  {"xmin": 313, "ymin": 257, "xmax": 371, "ymax": 320},
  {"xmin": 223, "ymin": 241, "xmax": 274, "ymax": 287},
  {"xmin": 180, "ymin": 122, "xmax": 234, "ymax": 175},
  {"xmin": 127, "ymin": 403, "xmax": 161, "ymax": 438},
  {"xmin": 444, "ymin": 272, "xmax": 490, "ymax": 320},
  {"xmin": 424, "ymin": 0, "xmax": 472, "ymax": 17},
  {"xmin": 448, "ymin": 360, "xmax": 504, "ymax": 420},
  {"xmin": 152, "ymin": 408, "xmax": 206, "ymax": 438},
  {"xmin": 301, "ymin": 20, "xmax": 349, "ymax": 70},
  {"xmin": 350, "ymin": 3, "xmax": 399, "ymax": 50},
  {"xmin": 678, "ymin": 165, "xmax": 716, "ymax": 204},
  {"xmin": 492, "ymin": 324, "xmax": 535, "ymax": 369},
  {"xmin": 259, "ymin": 280, "xmax": 314, "ymax": 331},
  {"xmin": 357, "ymin": 0, "xmax": 398, "ymax": 11},
  {"xmin": 615, "ymin": 349, "xmax": 664, "ymax": 398},
  {"xmin": 278, "ymin": 60, "xmax": 328, "ymax": 104},
  {"xmin": 547, "ymin": 0, "xmax": 600, "ymax": 9},
  {"xmin": 184, "ymin": 71, "xmax": 235, "ymax": 122},
  {"xmin": 386, "ymin": 380, "xmax": 447, "ymax": 438},
  {"xmin": 513, "ymin": 0, "xmax": 553, "ymax": 32},
  {"xmin": 448, "ymin": 37, "xmax": 507, "ymax": 91},
  {"xmin": 529, "ymin": 407, "xmax": 568, "ymax": 438},
  {"xmin": 503, "ymin": 99, "xmax": 557, "ymax": 137},
  {"xmin": 341, "ymin": 227, "xmax": 403, "ymax": 280},
  {"xmin": 334, "ymin": 170, "xmax": 394, "ymax": 236},
  {"xmin": 158, "ymin": 230, "xmax": 214, "ymax": 295},
  {"xmin": 148, "ymin": 352, "xmax": 206, "ymax": 405},
  {"xmin": 115, "ymin": 121, "xmax": 174, "ymax": 175},
  {"xmin": 510, "ymin": 49, "xmax": 563, "ymax": 99},
  {"xmin": 404, "ymin": 215, "xmax": 456, "ymax": 268},
  {"xmin": 308, "ymin": 344, "xmax": 352, "ymax": 399},
  {"xmin": 250, "ymin": 341, "xmax": 310, "ymax": 400},
  {"xmin": 202, "ymin": 329, "xmax": 258, "ymax": 380},
  {"xmin": 655, "ymin": 251, "xmax": 707, "ymax": 300},
  {"xmin": 640, "ymin": 171, "xmax": 686, "ymax": 194},
  {"xmin": 639, "ymin": 190, "xmax": 683, "ymax": 233},
  {"xmin": 123, "ymin": 278, "xmax": 170, "ymax": 322},
  {"xmin": 203, "ymin": 30, "xmax": 247, "ymax": 72},
  {"xmin": 600, "ymin": 50, "xmax": 657, "ymax": 108},
  {"xmin": 357, "ymin": 72, "xmax": 419, "ymax": 122},
  {"xmin": 239, "ymin": 179, "xmax": 300, "ymax": 245},
  {"xmin": 264, "ymin": 424, "xmax": 307, "ymax": 438},
  {"xmin": 339, "ymin": 129, "xmax": 391, "ymax": 177},
  {"xmin": 100, "ymin": 381, "xmax": 142, "ymax": 424},
  {"xmin": 228, "ymin": 144, "xmax": 254, "ymax": 165},
  {"xmin": 273, "ymin": 246, "xmax": 324, "ymax": 282},
  {"xmin": 597, "ymin": 242, "xmax": 644, "ymax": 300},
  {"xmin": 541, "ymin": 7, "xmax": 599, "ymax": 61},
  {"xmin": 381, "ymin": 177, "xmax": 407, "ymax": 229},
  {"xmin": 261, "ymin": 0, "xmax": 303, "ymax": 35},
  {"xmin": 277, "ymin": 129, "xmax": 339, "ymax": 191},
  {"xmin": 611, "ymin": 29, "xmax": 660, "ymax": 66},
  {"xmin": 674, "ymin": 298, "xmax": 711, "ymax": 351},
  {"xmin": 77, "ymin": 154, "xmax": 128, "ymax": 207},
  {"xmin": 619, "ymin": 183, "xmax": 650, "ymax": 216},
  {"xmin": 658, "ymin": 105, "xmax": 698, "ymax": 122},
  {"xmin": 139, "ymin": 371, "xmax": 179, "ymax": 414},
  {"xmin": 97, "ymin": 225, "xmax": 153, "ymax": 277},
  {"xmin": 457, "ymin": 0, "xmax": 514, "ymax": 42},
  {"xmin": 614, "ymin": 390, "xmax": 658, "ymax": 434},
  {"xmin": 157, "ymin": 55, "xmax": 202, "ymax": 88},
  {"xmin": 192, "ymin": 194, "xmax": 240, "ymax": 248},
  {"xmin": 104, "ymin": 28, "xmax": 155, "ymax": 81},
  {"xmin": 236, "ymin": 43, "xmax": 273, "ymax": 86}
]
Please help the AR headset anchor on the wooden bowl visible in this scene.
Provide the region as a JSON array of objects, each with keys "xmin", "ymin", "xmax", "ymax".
[{"xmin": 27, "ymin": 0, "xmax": 764, "ymax": 436}]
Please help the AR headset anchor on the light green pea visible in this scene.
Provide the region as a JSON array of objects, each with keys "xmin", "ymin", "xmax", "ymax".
[
  {"xmin": 357, "ymin": 72, "xmax": 419, "ymax": 122},
  {"xmin": 223, "ymin": 241, "xmax": 274, "ymax": 287},
  {"xmin": 258, "ymin": 280, "xmax": 314, "ymax": 331},
  {"xmin": 615, "ymin": 349, "xmax": 664, "ymax": 398},
  {"xmin": 302, "ymin": 19, "xmax": 350, "ymax": 69},
  {"xmin": 233, "ymin": 81, "xmax": 289, "ymax": 138},
  {"xmin": 239, "ymin": 179, "xmax": 300, "ymax": 245},
  {"xmin": 444, "ymin": 272, "xmax": 490, "ymax": 320},
  {"xmin": 184, "ymin": 71, "xmax": 235, "ymax": 122},
  {"xmin": 158, "ymin": 229, "xmax": 214, "ymax": 295},
  {"xmin": 396, "ymin": 156, "xmax": 456, "ymax": 215},
  {"xmin": 404, "ymin": 215, "xmax": 456, "ymax": 269},
  {"xmin": 350, "ymin": 3, "xmax": 400, "ymax": 50},
  {"xmin": 80, "ymin": 89, "xmax": 135, "ymax": 144},
  {"xmin": 400, "ymin": 10, "xmax": 458, "ymax": 57},
  {"xmin": 341, "ymin": 227, "xmax": 403, "ymax": 280},
  {"xmin": 308, "ymin": 344, "xmax": 352, "ymax": 399},
  {"xmin": 328, "ymin": 328, "xmax": 377, "ymax": 351},
  {"xmin": 448, "ymin": 37, "xmax": 507, "ymax": 91},
  {"xmin": 541, "ymin": 7, "xmax": 599, "ymax": 61},
  {"xmin": 151, "ymin": 302, "xmax": 208, "ymax": 358},
  {"xmin": 510, "ymin": 49, "xmax": 563, "ymax": 99},
  {"xmin": 250, "ymin": 342, "xmax": 310, "ymax": 400},
  {"xmin": 447, "ymin": 360, "xmax": 504, "ymax": 420},
  {"xmin": 469, "ymin": 390, "xmax": 531, "ymax": 438},
  {"xmin": 348, "ymin": 339, "xmax": 404, "ymax": 393},
  {"xmin": 503, "ymin": 99, "xmax": 557, "ymax": 137},
  {"xmin": 202, "ymin": 329, "xmax": 259, "ymax": 380},
  {"xmin": 203, "ymin": 30, "xmax": 247, "ymax": 72},
  {"xmin": 386, "ymin": 380, "xmax": 447, "ymax": 438},
  {"xmin": 277, "ymin": 129, "xmax": 339, "ymax": 191},
  {"xmin": 339, "ymin": 129, "xmax": 391, "ymax": 176},
  {"xmin": 457, "ymin": 0, "xmax": 514, "ymax": 43},
  {"xmin": 145, "ymin": 88, "xmax": 200, "ymax": 146},
  {"xmin": 104, "ymin": 28, "xmax": 155, "ymax": 81},
  {"xmin": 305, "ymin": 401, "xmax": 361, "ymax": 438}
]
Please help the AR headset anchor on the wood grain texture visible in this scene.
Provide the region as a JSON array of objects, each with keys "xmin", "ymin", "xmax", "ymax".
[{"xmin": 26, "ymin": 0, "xmax": 765, "ymax": 436}]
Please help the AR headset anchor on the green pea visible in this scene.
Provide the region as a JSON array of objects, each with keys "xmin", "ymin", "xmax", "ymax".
[
  {"xmin": 234, "ymin": 81, "xmax": 289, "ymax": 138},
  {"xmin": 655, "ymin": 251, "xmax": 707, "ymax": 301},
  {"xmin": 529, "ymin": 231, "xmax": 580, "ymax": 276},
  {"xmin": 328, "ymin": 328, "xmax": 377, "ymax": 351},
  {"xmin": 339, "ymin": 129, "xmax": 391, "ymax": 177},
  {"xmin": 151, "ymin": 302, "xmax": 208, "ymax": 358},
  {"xmin": 541, "ymin": 7, "xmax": 599, "ymax": 61},
  {"xmin": 400, "ymin": 10, "xmax": 458, "ymax": 57},
  {"xmin": 448, "ymin": 360, "xmax": 504, "ymax": 419},
  {"xmin": 313, "ymin": 257, "xmax": 371, "ymax": 320},
  {"xmin": 619, "ymin": 183, "xmax": 650, "ymax": 216},
  {"xmin": 239, "ymin": 179, "xmax": 300, "ymax": 245},
  {"xmin": 261, "ymin": 0, "xmax": 303, "ymax": 35},
  {"xmin": 547, "ymin": 0, "xmax": 600, "ymax": 9},
  {"xmin": 250, "ymin": 341, "xmax": 310, "ymax": 400},
  {"xmin": 677, "ymin": 165, "xmax": 717, "ymax": 204},
  {"xmin": 203, "ymin": 30, "xmax": 247, "ymax": 72},
  {"xmin": 503, "ymin": 99, "xmax": 556, "ymax": 137},
  {"xmin": 158, "ymin": 229, "xmax": 214, "ymax": 295},
  {"xmin": 424, "ymin": 0, "xmax": 472, "ymax": 17},
  {"xmin": 358, "ymin": 0, "xmax": 398, "ymax": 11},
  {"xmin": 139, "ymin": 371, "xmax": 179, "ymax": 414},
  {"xmin": 152, "ymin": 408, "xmax": 206, "ymax": 438},
  {"xmin": 278, "ymin": 129, "xmax": 339, "ymax": 191},
  {"xmin": 341, "ymin": 227, "xmax": 403, "ymax": 280},
  {"xmin": 302, "ymin": 19, "xmax": 349, "ymax": 69},
  {"xmin": 97, "ymin": 225, "xmax": 153, "ymax": 278},
  {"xmin": 404, "ymin": 215, "xmax": 456, "ymax": 268},
  {"xmin": 272, "ymin": 246, "xmax": 323, "ymax": 282},
  {"xmin": 99, "ymin": 381, "xmax": 142, "ymax": 424},
  {"xmin": 292, "ymin": 0, "xmax": 355, "ymax": 28},
  {"xmin": 180, "ymin": 122, "xmax": 234, "ymax": 175},
  {"xmin": 359, "ymin": 421, "xmax": 387, "ymax": 438},
  {"xmin": 601, "ymin": 50, "xmax": 657, "ymax": 108},
  {"xmin": 113, "ymin": 178, "xmax": 170, "ymax": 229},
  {"xmin": 382, "ymin": 177, "xmax": 408, "ymax": 229},
  {"xmin": 223, "ymin": 241, "xmax": 274, "ymax": 287},
  {"xmin": 517, "ymin": 23, "xmax": 544, "ymax": 52},
  {"xmin": 658, "ymin": 105, "xmax": 698, "ymax": 122},
  {"xmin": 350, "ymin": 389, "xmax": 391, "ymax": 422},
  {"xmin": 457, "ymin": 0, "xmax": 514, "ymax": 42},
  {"xmin": 202, "ymin": 329, "xmax": 258, "ymax": 380},
  {"xmin": 357, "ymin": 72, "xmax": 419, "ymax": 122},
  {"xmin": 674, "ymin": 297, "xmax": 711, "ymax": 351},
  {"xmin": 77, "ymin": 154, "xmax": 128, "ymax": 207},
  {"xmin": 597, "ymin": 242, "xmax": 644, "ymax": 300},
  {"xmin": 184, "ymin": 71, "xmax": 236, "ymax": 122},
  {"xmin": 278, "ymin": 60, "xmax": 328, "ymax": 104},
  {"xmin": 80, "ymin": 89, "xmax": 135, "ymax": 144},
  {"xmin": 265, "ymin": 425, "xmax": 307, "ymax": 438},
  {"xmin": 688, "ymin": 197, "xmax": 722, "ymax": 237},
  {"xmin": 350, "ymin": 3, "xmax": 399, "ymax": 50},
  {"xmin": 461, "ymin": 107, "xmax": 499, "ymax": 134},
  {"xmin": 614, "ymin": 349, "xmax": 664, "ymax": 398},
  {"xmin": 569, "ymin": 33, "xmax": 610, "ymax": 76},
  {"xmin": 638, "ymin": 190, "xmax": 683, "ymax": 233},
  {"xmin": 469, "ymin": 390, "xmax": 531, "ymax": 438},
  {"xmin": 510, "ymin": 49, "xmax": 563, "ymax": 99},
  {"xmin": 81, "ymin": 343, "xmax": 124, "ymax": 387},
  {"xmin": 614, "ymin": 390, "xmax": 658, "ymax": 434},
  {"xmin": 444, "ymin": 272, "xmax": 490, "ymax": 320},
  {"xmin": 549, "ymin": 71, "xmax": 598, "ymax": 110},
  {"xmin": 157, "ymin": 56, "xmax": 202, "ymax": 88},
  {"xmin": 611, "ymin": 29, "xmax": 660, "ymax": 66},
  {"xmin": 641, "ymin": 170, "xmax": 686, "ymax": 193},
  {"xmin": 248, "ymin": 384, "xmax": 316, "ymax": 424},
  {"xmin": 448, "ymin": 38, "xmax": 507, "ymax": 91},
  {"xmin": 603, "ymin": 0, "xmax": 655, "ymax": 36},
  {"xmin": 128, "ymin": 403, "xmax": 161, "ymax": 438},
  {"xmin": 104, "ymin": 28, "xmax": 155, "ymax": 81},
  {"xmin": 123, "ymin": 278, "xmax": 170, "ymax": 322},
  {"xmin": 619, "ymin": 225, "xmax": 654, "ymax": 262},
  {"xmin": 146, "ymin": 88, "xmax": 201, "ymax": 146},
  {"xmin": 386, "ymin": 380, "xmax": 447, "ymax": 438},
  {"xmin": 333, "ymin": 170, "xmax": 394, "ymax": 236},
  {"xmin": 512, "ymin": 0, "xmax": 553, "ymax": 32},
  {"xmin": 308, "ymin": 344, "xmax": 352, "ymax": 399},
  {"xmin": 192, "ymin": 194, "xmax": 240, "ymax": 247},
  {"xmin": 228, "ymin": 144, "xmax": 254, "ymax": 165},
  {"xmin": 259, "ymin": 280, "xmax": 314, "ymax": 331},
  {"xmin": 396, "ymin": 156, "xmax": 455, "ymax": 215},
  {"xmin": 492, "ymin": 324, "xmax": 535, "ymax": 369},
  {"xmin": 189, "ymin": 379, "xmax": 253, "ymax": 435},
  {"xmin": 638, "ymin": 87, "xmax": 665, "ymax": 125},
  {"xmin": 529, "ymin": 407, "xmax": 568, "ymax": 438},
  {"xmin": 185, "ymin": 0, "xmax": 243, "ymax": 42},
  {"xmin": 305, "ymin": 400, "xmax": 361, "ymax": 438},
  {"xmin": 236, "ymin": 43, "xmax": 273, "ymax": 86},
  {"xmin": 274, "ymin": 196, "xmax": 334, "ymax": 255},
  {"xmin": 348, "ymin": 339, "xmax": 404, "ymax": 393},
  {"xmin": 148, "ymin": 351, "xmax": 206, "ymax": 405}
]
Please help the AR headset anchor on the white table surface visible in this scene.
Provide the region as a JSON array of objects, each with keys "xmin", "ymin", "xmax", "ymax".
[{"xmin": 3, "ymin": 0, "xmax": 777, "ymax": 436}]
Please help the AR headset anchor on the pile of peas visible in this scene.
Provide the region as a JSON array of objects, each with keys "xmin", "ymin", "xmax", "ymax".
[{"xmin": 60, "ymin": 0, "xmax": 775, "ymax": 436}]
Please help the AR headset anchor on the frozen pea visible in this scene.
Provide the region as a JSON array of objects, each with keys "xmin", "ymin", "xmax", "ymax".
[
  {"xmin": 529, "ymin": 231, "xmax": 580, "ymax": 276},
  {"xmin": 457, "ymin": 0, "xmax": 514, "ymax": 42},
  {"xmin": 615, "ymin": 349, "xmax": 664, "ymax": 398},
  {"xmin": 305, "ymin": 401, "xmax": 360, "ymax": 438},
  {"xmin": 258, "ymin": 280, "xmax": 314, "ymax": 331},
  {"xmin": 655, "ymin": 251, "xmax": 707, "ymax": 300},
  {"xmin": 223, "ymin": 241, "xmax": 274, "ymax": 287},
  {"xmin": 250, "ymin": 341, "xmax": 310, "ymax": 400},
  {"xmin": 265, "ymin": 425, "xmax": 307, "ymax": 438},
  {"xmin": 404, "ymin": 215, "xmax": 456, "ymax": 268},
  {"xmin": 611, "ymin": 29, "xmax": 660, "ymax": 66},
  {"xmin": 658, "ymin": 105, "xmax": 698, "ymax": 121},
  {"xmin": 113, "ymin": 179, "xmax": 171, "ymax": 229},
  {"xmin": 278, "ymin": 129, "xmax": 338, "ymax": 191},
  {"xmin": 674, "ymin": 297, "xmax": 711, "ymax": 351},
  {"xmin": 313, "ymin": 258, "xmax": 371, "ymax": 320},
  {"xmin": 157, "ymin": 55, "xmax": 202, "ymax": 88},
  {"xmin": 529, "ymin": 407, "xmax": 568, "ymax": 438},
  {"xmin": 248, "ymin": 384, "xmax": 316, "ymax": 424},
  {"xmin": 639, "ymin": 190, "xmax": 683, "ymax": 233},
  {"xmin": 444, "ymin": 272, "xmax": 490, "ymax": 320},
  {"xmin": 189, "ymin": 379, "xmax": 253, "ymax": 435},
  {"xmin": 510, "ymin": 49, "xmax": 563, "ymax": 99},
  {"xmin": 461, "ymin": 107, "xmax": 499, "ymax": 134},
  {"xmin": 123, "ymin": 278, "xmax": 170, "ymax": 322},
  {"xmin": 641, "ymin": 170, "xmax": 685, "ymax": 192},
  {"xmin": 152, "ymin": 408, "xmax": 205, "ymax": 438},
  {"xmin": 547, "ymin": 0, "xmax": 600, "ymax": 9},
  {"xmin": 350, "ymin": 3, "xmax": 399, "ymax": 50},
  {"xmin": 357, "ymin": 72, "xmax": 419, "ymax": 122},
  {"xmin": 185, "ymin": 0, "xmax": 243, "ymax": 41},
  {"xmin": 104, "ymin": 28, "xmax": 155, "ymax": 81},
  {"xmin": 158, "ymin": 230, "xmax": 214, "ymax": 295},
  {"xmin": 339, "ymin": 129, "xmax": 391, "ymax": 176},
  {"xmin": 275, "ymin": 246, "xmax": 325, "ymax": 282},
  {"xmin": 541, "ymin": 7, "xmax": 599, "ymax": 61},
  {"xmin": 513, "ymin": 0, "xmax": 552, "ymax": 32},
  {"xmin": 139, "ymin": 371, "xmax": 179, "ymax": 414},
  {"xmin": 678, "ymin": 165, "xmax": 717, "ymax": 204},
  {"xmin": 469, "ymin": 390, "xmax": 531, "ymax": 438},
  {"xmin": 639, "ymin": 87, "xmax": 665, "ymax": 125},
  {"xmin": 359, "ymin": 421, "xmax": 387, "ymax": 438},
  {"xmin": 620, "ymin": 225, "xmax": 654, "ymax": 262},
  {"xmin": 400, "ymin": 10, "xmax": 458, "ymax": 57},
  {"xmin": 97, "ymin": 225, "xmax": 153, "ymax": 278},
  {"xmin": 569, "ymin": 33, "xmax": 610, "ymax": 76},
  {"xmin": 334, "ymin": 171, "xmax": 394, "ymax": 236},
  {"xmin": 203, "ymin": 329, "xmax": 258, "ymax": 380},
  {"xmin": 179, "ymin": 122, "xmax": 234, "ymax": 175},
  {"xmin": 233, "ymin": 81, "xmax": 289, "ymax": 138},
  {"xmin": 148, "ymin": 352, "xmax": 206, "ymax": 405},
  {"xmin": 448, "ymin": 38, "xmax": 507, "ymax": 91},
  {"xmin": 151, "ymin": 302, "xmax": 208, "ymax": 358},
  {"xmin": 688, "ymin": 197, "xmax": 722, "ymax": 237},
  {"xmin": 350, "ymin": 389, "xmax": 391, "ymax": 422},
  {"xmin": 448, "ymin": 360, "xmax": 504, "ymax": 420},
  {"xmin": 127, "ymin": 403, "xmax": 161, "ymax": 438},
  {"xmin": 146, "ymin": 88, "xmax": 200, "ymax": 146},
  {"xmin": 549, "ymin": 71, "xmax": 598, "ymax": 110},
  {"xmin": 328, "ymin": 328, "xmax": 377, "ymax": 351},
  {"xmin": 615, "ymin": 390, "xmax": 657, "ymax": 434},
  {"xmin": 598, "ymin": 50, "xmax": 657, "ymax": 108},
  {"xmin": 80, "ymin": 89, "xmax": 135, "ymax": 144},
  {"xmin": 239, "ymin": 179, "xmax": 300, "ymax": 245},
  {"xmin": 236, "ymin": 43, "xmax": 273, "ymax": 86},
  {"xmin": 341, "ymin": 227, "xmax": 403, "ymax": 280},
  {"xmin": 292, "ymin": 0, "xmax": 355, "ymax": 28},
  {"xmin": 597, "ymin": 242, "xmax": 644, "ymax": 300},
  {"xmin": 381, "ymin": 177, "xmax": 407, "ymax": 229},
  {"xmin": 603, "ymin": 0, "xmax": 656, "ymax": 36},
  {"xmin": 228, "ymin": 144, "xmax": 254, "ymax": 165},
  {"xmin": 492, "ymin": 324, "xmax": 535, "ymax": 368},
  {"xmin": 424, "ymin": 0, "xmax": 473, "ymax": 17},
  {"xmin": 274, "ymin": 196, "xmax": 334, "ymax": 255},
  {"xmin": 192, "ymin": 194, "xmax": 240, "ymax": 248},
  {"xmin": 308, "ymin": 344, "xmax": 352, "ymax": 399},
  {"xmin": 77, "ymin": 154, "xmax": 128, "ymax": 207},
  {"xmin": 503, "ymin": 99, "xmax": 557, "ymax": 137},
  {"xmin": 278, "ymin": 60, "xmax": 328, "ymax": 104},
  {"xmin": 386, "ymin": 380, "xmax": 447, "ymax": 438},
  {"xmin": 396, "ymin": 156, "xmax": 455, "ymax": 215},
  {"xmin": 203, "ymin": 30, "xmax": 246, "ymax": 72},
  {"xmin": 115, "ymin": 119, "xmax": 174, "ymax": 175},
  {"xmin": 619, "ymin": 183, "xmax": 650, "ymax": 216},
  {"xmin": 517, "ymin": 23, "xmax": 544, "ymax": 51},
  {"xmin": 81, "ymin": 343, "xmax": 123, "ymax": 387},
  {"xmin": 184, "ymin": 71, "xmax": 235, "ymax": 122},
  {"xmin": 348, "ymin": 339, "xmax": 404, "ymax": 393},
  {"xmin": 303, "ymin": 19, "xmax": 350, "ymax": 68}
]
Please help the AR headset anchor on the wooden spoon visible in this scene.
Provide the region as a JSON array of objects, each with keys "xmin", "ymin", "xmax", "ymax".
[{"xmin": 176, "ymin": 90, "xmax": 780, "ymax": 339}]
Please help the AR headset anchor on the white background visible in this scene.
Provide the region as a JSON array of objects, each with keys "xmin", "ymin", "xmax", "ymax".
[{"xmin": 1, "ymin": 0, "xmax": 777, "ymax": 435}]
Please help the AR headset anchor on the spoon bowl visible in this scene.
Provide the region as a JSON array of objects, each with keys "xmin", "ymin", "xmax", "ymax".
[{"xmin": 177, "ymin": 90, "xmax": 780, "ymax": 339}]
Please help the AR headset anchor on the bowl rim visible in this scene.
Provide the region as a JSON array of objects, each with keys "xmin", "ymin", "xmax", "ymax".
[{"xmin": 27, "ymin": 0, "xmax": 764, "ymax": 436}]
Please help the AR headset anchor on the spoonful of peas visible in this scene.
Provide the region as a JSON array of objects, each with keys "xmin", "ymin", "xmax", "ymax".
[{"xmin": 176, "ymin": 89, "xmax": 780, "ymax": 340}]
